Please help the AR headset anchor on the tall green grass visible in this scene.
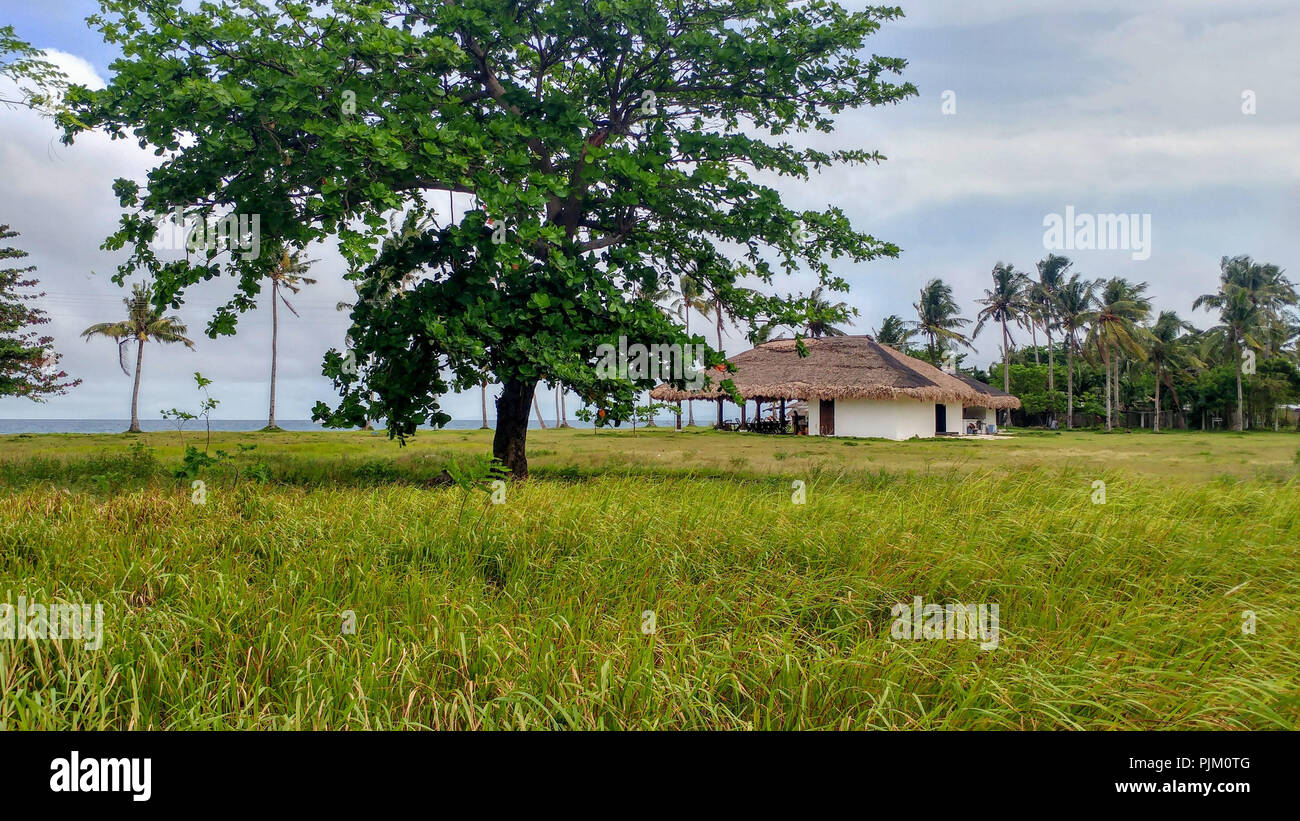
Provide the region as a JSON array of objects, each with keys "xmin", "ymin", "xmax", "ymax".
[{"xmin": 1, "ymin": 446, "xmax": 1296, "ymax": 729}]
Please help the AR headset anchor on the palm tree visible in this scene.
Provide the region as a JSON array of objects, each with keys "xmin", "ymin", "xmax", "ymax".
[
  {"xmin": 873, "ymin": 314, "xmax": 915, "ymax": 350},
  {"xmin": 267, "ymin": 250, "xmax": 317, "ymax": 429},
  {"xmin": 1219, "ymin": 256, "xmax": 1296, "ymax": 351},
  {"xmin": 1087, "ymin": 278, "xmax": 1151, "ymax": 431},
  {"xmin": 1033, "ymin": 254, "xmax": 1072, "ymax": 395},
  {"xmin": 671, "ymin": 271, "xmax": 710, "ymax": 426},
  {"xmin": 1141, "ymin": 311, "xmax": 1200, "ymax": 432},
  {"xmin": 910, "ymin": 279, "xmax": 972, "ymax": 364},
  {"xmin": 480, "ymin": 378, "xmax": 491, "ymax": 429},
  {"xmin": 556, "ymin": 383, "xmax": 569, "ymax": 428},
  {"xmin": 82, "ymin": 282, "xmax": 195, "ymax": 433},
  {"xmin": 1194, "ymin": 283, "xmax": 1260, "ymax": 431},
  {"xmin": 973, "ymin": 263, "xmax": 1031, "ymax": 396},
  {"xmin": 804, "ymin": 286, "xmax": 852, "ymax": 338},
  {"xmin": 1053, "ymin": 274, "xmax": 1097, "ymax": 430},
  {"xmin": 699, "ymin": 283, "xmax": 750, "ymax": 426}
]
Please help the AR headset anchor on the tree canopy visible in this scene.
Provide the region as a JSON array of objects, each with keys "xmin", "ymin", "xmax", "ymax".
[
  {"xmin": 0, "ymin": 225, "xmax": 79, "ymax": 400},
  {"xmin": 65, "ymin": 0, "xmax": 915, "ymax": 475}
]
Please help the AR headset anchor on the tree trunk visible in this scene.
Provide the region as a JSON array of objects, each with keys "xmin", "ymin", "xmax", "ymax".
[
  {"xmin": 1066, "ymin": 336, "xmax": 1074, "ymax": 430},
  {"xmin": 1001, "ymin": 318, "xmax": 1010, "ymax": 395},
  {"xmin": 1030, "ymin": 322, "xmax": 1039, "ymax": 365},
  {"xmin": 268, "ymin": 280, "xmax": 278, "ymax": 428},
  {"xmin": 1235, "ymin": 354, "xmax": 1244, "ymax": 431},
  {"xmin": 128, "ymin": 337, "xmax": 145, "ymax": 433},
  {"xmin": 1162, "ymin": 374, "xmax": 1185, "ymax": 429},
  {"xmin": 1112, "ymin": 342, "xmax": 1121, "ymax": 426},
  {"xmin": 1153, "ymin": 368, "xmax": 1161, "ymax": 433},
  {"xmin": 480, "ymin": 379, "xmax": 489, "ymax": 429},
  {"xmin": 493, "ymin": 379, "xmax": 535, "ymax": 479},
  {"xmin": 1046, "ymin": 326, "xmax": 1054, "ymax": 392},
  {"xmin": 684, "ymin": 308, "xmax": 694, "ymax": 426},
  {"xmin": 533, "ymin": 392, "xmax": 546, "ymax": 428},
  {"xmin": 1102, "ymin": 340, "xmax": 1112, "ymax": 431},
  {"xmin": 554, "ymin": 383, "xmax": 560, "ymax": 428}
]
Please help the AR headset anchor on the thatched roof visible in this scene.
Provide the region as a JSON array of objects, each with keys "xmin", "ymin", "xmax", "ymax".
[
  {"xmin": 950, "ymin": 371, "xmax": 1020, "ymax": 409},
  {"xmin": 650, "ymin": 335, "xmax": 1021, "ymax": 410}
]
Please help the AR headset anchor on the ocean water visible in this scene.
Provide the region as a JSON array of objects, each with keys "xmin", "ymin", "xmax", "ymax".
[{"xmin": 0, "ymin": 418, "xmax": 688, "ymax": 435}]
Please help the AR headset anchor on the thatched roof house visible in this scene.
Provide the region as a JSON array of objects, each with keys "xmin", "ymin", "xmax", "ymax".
[{"xmin": 651, "ymin": 335, "xmax": 1020, "ymax": 439}]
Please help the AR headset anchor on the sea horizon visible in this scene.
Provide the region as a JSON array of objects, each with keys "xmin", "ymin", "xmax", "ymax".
[{"xmin": 0, "ymin": 417, "xmax": 697, "ymax": 434}]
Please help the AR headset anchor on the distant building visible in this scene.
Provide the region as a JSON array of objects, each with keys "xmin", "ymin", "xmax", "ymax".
[{"xmin": 651, "ymin": 335, "xmax": 1021, "ymax": 439}]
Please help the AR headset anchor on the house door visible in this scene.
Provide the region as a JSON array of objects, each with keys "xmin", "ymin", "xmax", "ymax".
[
  {"xmin": 935, "ymin": 403, "xmax": 947, "ymax": 434},
  {"xmin": 819, "ymin": 399, "xmax": 835, "ymax": 436}
]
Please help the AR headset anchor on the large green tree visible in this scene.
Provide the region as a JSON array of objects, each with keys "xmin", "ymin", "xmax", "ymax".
[
  {"xmin": 0, "ymin": 225, "xmax": 80, "ymax": 400},
  {"xmin": 67, "ymin": 0, "xmax": 914, "ymax": 477}
]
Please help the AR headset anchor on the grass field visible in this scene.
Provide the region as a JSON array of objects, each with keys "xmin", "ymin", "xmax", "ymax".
[{"xmin": 1, "ymin": 426, "xmax": 1297, "ymax": 729}]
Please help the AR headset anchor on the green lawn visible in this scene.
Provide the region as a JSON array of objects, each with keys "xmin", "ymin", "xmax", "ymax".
[{"xmin": 1, "ymin": 427, "xmax": 1297, "ymax": 729}]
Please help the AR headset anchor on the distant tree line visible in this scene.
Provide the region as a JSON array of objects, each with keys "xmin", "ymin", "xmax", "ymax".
[{"xmin": 872, "ymin": 255, "xmax": 1300, "ymax": 432}]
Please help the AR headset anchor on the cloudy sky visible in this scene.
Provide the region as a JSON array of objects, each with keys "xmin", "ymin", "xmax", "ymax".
[{"xmin": 2, "ymin": 0, "xmax": 1297, "ymax": 421}]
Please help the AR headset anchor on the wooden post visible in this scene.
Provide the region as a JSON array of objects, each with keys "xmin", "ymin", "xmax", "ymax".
[
  {"xmin": 676, "ymin": 400, "xmax": 682, "ymax": 430},
  {"xmin": 780, "ymin": 398, "xmax": 786, "ymax": 430},
  {"xmin": 740, "ymin": 401, "xmax": 748, "ymax": 430},
  {"xmin": 717, "ymin": 397, "xmax": 723, "ymax": 426}
]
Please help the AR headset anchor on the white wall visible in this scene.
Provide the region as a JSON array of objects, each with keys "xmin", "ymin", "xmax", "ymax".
[
  {"xmin": 942, "ymin": 402, "xmax": 963, "ymax": 434},
  {"xmin": 808, "ymin": 396, "xmax": 937, "ymax": 440}
]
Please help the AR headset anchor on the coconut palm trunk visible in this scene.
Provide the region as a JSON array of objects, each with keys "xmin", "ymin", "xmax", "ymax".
[
  {"xmin": 1046, "ymin": 326, "xmax": 1055, "ymax": 393},
  {"xmin": 480, "ymin": 379, "xmax": 490, "ymax": 429},
  {"xmin": 129, "ymin": 336, "xmax": 145, "ymax": 433},
  {"xmin": 268, "ymin": 279, "xmax": 279, "ymax": 428},
  {"xmin": 1001, "ymin": 317, "xmax": 1010, "ymax": 394},
  {"xmin": 1235, "ymin": 351, "xmax": 1244, "ymax": 431},
  {"xmin": 716, "ymin": 304, "xmax": 726, "ymax": 427},
  {"xmin": 1112, "ymin": 342, "xmax": 1121, "ymax": 426},
  {"xmin": 684, "ymin": 310, "xmax": 695, "ymax": 426},
  {"xmin": 1153, "ymin": 368, "xmax": 1161, "ymax": 433},
  {"xmin": 533, "ymin": 392, "xmax": 546, "ymax": 428},
  {"xmin": 1066, "ymin": 336, "xmax": 1075, "ymax": 430},
  {"xmin": 1101, "ymin": 341, "xmax": 1112, "ymax": 431}
]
